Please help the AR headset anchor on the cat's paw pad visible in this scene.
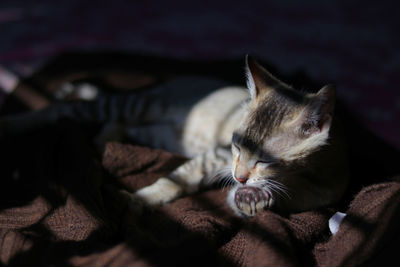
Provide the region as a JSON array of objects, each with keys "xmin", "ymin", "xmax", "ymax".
[{"xmin": 234, "ymin": 186, "xmax": 271, "ymax": 217}]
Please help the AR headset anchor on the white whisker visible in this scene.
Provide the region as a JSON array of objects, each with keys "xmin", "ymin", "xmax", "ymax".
[
  {"xmin": 267, "ymin": 179, "xmax": 291, "ymax": 199},
  {"xmin": 210, "ymin": 167, "xmax": 235, "ymax": 190},
  {"xmin": 251, "ymin": 178, "xmax": 291, "ymax": 200}
]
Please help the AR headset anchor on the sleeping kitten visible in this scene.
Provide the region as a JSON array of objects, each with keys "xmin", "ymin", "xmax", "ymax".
[
  {"xmin": 0, "ymin": 56, "xmax": 348, "ymax": 216},
  {"xmin": 133, "ymin": 56, "xmax": 349, "ymax": 216}
]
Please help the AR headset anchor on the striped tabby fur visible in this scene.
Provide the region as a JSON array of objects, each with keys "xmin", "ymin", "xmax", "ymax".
[{"xmin": 0, "ymin": 56, "xmax": 348, "ymax": 217}]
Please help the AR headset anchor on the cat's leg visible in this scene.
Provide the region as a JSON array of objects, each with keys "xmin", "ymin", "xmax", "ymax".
[
  {"xmin": 227, "ymin": 185, "xmax": 273, "ymax": 217},
  {"xmin": 0, "ymin": 101, "xmax": 96, "ymax": 137},
  {"xmin": 131, "ymin": 146, "xmax": 232, "ymax": 206},
  {"xmin": 0, "ymin": 90, "xmax": 153, "ymax": 137}
]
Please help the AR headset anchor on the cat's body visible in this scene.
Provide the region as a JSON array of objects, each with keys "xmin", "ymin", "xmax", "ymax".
[{"xmin": 0, "ymin": 57, "xmax": 348, "ymax": 216}]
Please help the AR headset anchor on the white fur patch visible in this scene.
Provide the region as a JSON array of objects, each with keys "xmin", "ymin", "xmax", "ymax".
[
  {"xmin": 134, "ymin": 178, "xmax": 183, "ymax": 206},
  {"xmin": 182, "ymin": 86, "xmax": 248, "ymax": 157}
]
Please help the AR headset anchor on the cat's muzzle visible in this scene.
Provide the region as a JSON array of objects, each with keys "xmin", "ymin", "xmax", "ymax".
[{"xmin": 234, "ymin": 186, "xmax": 271, "ymax": 216}]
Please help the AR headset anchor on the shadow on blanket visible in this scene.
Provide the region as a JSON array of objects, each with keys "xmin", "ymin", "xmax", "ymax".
[{"xmin": 0, "ymin": 52, "xmax": 399, "ymax": 266}]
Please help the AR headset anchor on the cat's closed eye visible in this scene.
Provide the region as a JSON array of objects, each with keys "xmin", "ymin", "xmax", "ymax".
[{"xmin": 232, "ymin": 143, "xmax": 240, "ymax": 153}]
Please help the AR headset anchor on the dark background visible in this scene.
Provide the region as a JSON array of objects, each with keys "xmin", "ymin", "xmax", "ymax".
[
  {"xmin": 0, "ymin": 2, "xmax": 399, "ymax": 266},
  {"xmin": 0, "ymin": 0, "xmax": 399, "ymax": 148}
]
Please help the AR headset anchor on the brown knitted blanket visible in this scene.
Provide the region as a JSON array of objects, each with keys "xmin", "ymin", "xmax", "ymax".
[{"xmin": 0, "ymin": 53, "xmax": 399, "ymax": 266}]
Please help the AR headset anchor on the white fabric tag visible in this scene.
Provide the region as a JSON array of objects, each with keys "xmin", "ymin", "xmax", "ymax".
[{"xmin": 329, "ymin": 211, "xmax": 347, "ymax": 235}]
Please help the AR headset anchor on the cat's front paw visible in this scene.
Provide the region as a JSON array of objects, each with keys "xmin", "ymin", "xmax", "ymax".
[
  {"xmin": 117, "ymin": 177, "xmax": 183, "ymax": 215},
  {"xmin": 133, "ymin": 177, "xmax": 183, "ymax": 206},
  {"xmin": 233, "ymin": 186, "xmax": 271, "ymax": 217}
]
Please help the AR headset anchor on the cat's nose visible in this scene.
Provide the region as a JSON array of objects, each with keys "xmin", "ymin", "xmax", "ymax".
[{"xmin": 235, "ymin": 176, "xmax": 248, "ymax": 184}]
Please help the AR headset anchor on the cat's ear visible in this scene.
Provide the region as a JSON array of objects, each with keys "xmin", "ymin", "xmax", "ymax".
[
  {"xmin": 300, "ymin": 84, "xmax": 336, "ymax": 137},
  {"xmin": 245, "ymin": 55, "xmax": 283, "ymax": 99}
]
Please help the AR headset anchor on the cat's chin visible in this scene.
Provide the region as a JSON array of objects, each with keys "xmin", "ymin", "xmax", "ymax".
[{"xmin": 227, "ymin": 185, "xmax": 272, "ymax": 217}]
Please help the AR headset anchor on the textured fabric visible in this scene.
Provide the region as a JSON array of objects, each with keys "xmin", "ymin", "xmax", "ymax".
[{"xmin": 0, "ymin": 129, "xmax": 399, "ymax": 266}]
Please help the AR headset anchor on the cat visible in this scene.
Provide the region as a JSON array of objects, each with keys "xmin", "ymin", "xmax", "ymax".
[
  {"xmin": 131, "ymin": 56, "xmax": 349, "ymax": 216},
  {"xmin": 0, "ymin": 56, "xmax": 348, "ymax": 216}
]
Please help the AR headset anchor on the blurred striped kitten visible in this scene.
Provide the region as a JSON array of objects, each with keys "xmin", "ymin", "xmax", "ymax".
[{"xmin": 0, "ymin": 56, "xmax": 348, "ymax": 216}]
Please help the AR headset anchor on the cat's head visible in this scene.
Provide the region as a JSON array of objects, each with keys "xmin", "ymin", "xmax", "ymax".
[{"xmin": 231, "ymin": 56, "xmax": 336, "ymax": 204}]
